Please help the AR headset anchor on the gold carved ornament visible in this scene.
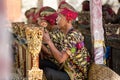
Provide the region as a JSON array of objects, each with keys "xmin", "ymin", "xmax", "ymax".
[{"xmin": 25, "ymin": 26, "xmax": 43, "ymax": 80}]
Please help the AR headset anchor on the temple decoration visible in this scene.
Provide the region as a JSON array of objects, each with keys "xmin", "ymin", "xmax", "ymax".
[
  {"xmin": 26, "ymin": 26, "xmax": 43, "ymax": 80},
  {"xmin": 90, "ymin": 0, "xmax": 105, "ymax": 64},
  {"xmin": 12, "ymin": 22, "xmax": 43, "ymax": 79}
]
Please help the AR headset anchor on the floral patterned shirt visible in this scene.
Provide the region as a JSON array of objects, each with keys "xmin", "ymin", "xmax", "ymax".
[
  {"xmin": 43, "ymin": 27, "xmax": 64, "ymax": 52},
  {"xmin": 61, "ymin": 28, "xmax": 90, "ymax": 80},
  {"xmin": 47, "ymin": 28, "xmax": 64, "ymax": 65},
  {"xmin": 49, "ymin": 28, "xmax": 64, "ymax": 51}
]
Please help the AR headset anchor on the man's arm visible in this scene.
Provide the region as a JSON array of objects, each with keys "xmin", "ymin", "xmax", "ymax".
[
  {"xmin": 47, "ymin": 40, "xmax": 69, "ymax": 63},
  {"xmin": 41, "ymin": 44, "xmax": 52, "ymax": 56}
]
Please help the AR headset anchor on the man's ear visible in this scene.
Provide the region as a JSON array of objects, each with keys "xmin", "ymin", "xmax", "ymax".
[{"xmin": 41, "ymin": 21, "xmax": 48, "ymax": 27}]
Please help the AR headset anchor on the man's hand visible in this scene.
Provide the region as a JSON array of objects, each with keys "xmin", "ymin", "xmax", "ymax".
[{"xmin": 43, "ymin": 30, "xmax": 51, "ymax": 44}]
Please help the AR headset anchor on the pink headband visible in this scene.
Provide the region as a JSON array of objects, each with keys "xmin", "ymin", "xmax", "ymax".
[{"xmin": 59, "ymin": 8, "xmax": 78, "ymax": 21}]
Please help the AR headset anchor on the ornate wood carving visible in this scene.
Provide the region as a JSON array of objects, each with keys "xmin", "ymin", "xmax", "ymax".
[
  {"xmin": 25, "ymin": 26, "xmax": 43, "ymax": 80},
  {"xmin": 12, "ymin": 22, "xmax": 43, "ymax": 79}
]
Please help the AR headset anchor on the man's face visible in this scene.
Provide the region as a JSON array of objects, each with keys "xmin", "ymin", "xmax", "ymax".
[{"xmin": 56, "ymin": 14, "xmax": 67, "ymax": 30}]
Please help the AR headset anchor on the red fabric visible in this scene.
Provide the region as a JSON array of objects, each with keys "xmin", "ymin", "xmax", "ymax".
[
  {"xmin": 44, "ymin": 13, "xmax": 58, "ymax": 25},
  {"xmin": 39, "ymin": 6, "xmax": 56, "ymax": 17},
  {"xmin": 37, "ymin": 6, "xmax": 57, "ymax": 25},
  {"xmin": 102, "ymin": 5, "xmax": 115, "ymax": 16},
  {"xmin": 107, "ymin": 8, "xmax": 114, "ymax": 15},
  {"xmin": 33, "ymin": 12, "xmax": 40, "ymax": 22},
  {"xmin": 59, "ymin": 8, "xmax": 78, "ymax": 21},
  {"xmin": 39, "ymin": 7, "xmax": 51, "ymax": 16}
]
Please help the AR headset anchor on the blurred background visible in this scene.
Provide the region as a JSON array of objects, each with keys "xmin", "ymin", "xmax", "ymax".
[{"xmin": 5, "ymin": 0, "xmax": 120, "ymax": 22}]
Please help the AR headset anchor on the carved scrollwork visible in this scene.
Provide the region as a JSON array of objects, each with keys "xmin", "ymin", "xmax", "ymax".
[
  {"xmin": 25, "ymin": 26, "xmax": 43, "ymax": 56},
  {"xmin": 28, "ymin": 67, "xmax": 43, "ymax": 80},
  {"xmin": 12, "ymin": 23, "xmax": 43, "ymax": 79},
  {"xmin": 12, "ymin": 22, "xmax": 24, "ymax": 37},
  {"xmin": 25, "ymin": 25, "xmax": 43, "ymax": 80}
]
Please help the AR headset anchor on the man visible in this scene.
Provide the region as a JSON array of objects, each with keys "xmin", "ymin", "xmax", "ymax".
[{"xmin": 43, "ymin": 1, "xmax": 90, "ymax": 80}]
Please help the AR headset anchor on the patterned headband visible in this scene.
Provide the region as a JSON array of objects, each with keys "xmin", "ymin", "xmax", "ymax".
[
  {"xmin": 59, "ymin": 8, "xmax": 78, "ymax": 21},
  {"xmin": 37, "ymin": 6, "xmax": 57, "ymax": 25}
]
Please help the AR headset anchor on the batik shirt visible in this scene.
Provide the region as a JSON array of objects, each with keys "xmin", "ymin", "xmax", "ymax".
[
  {"xmin": 61, "ymin": 28, "xmax": 90, "ymax": 80},
  {"xmin": 49, "ymin": 28, "xmax": 64, "ymax": 51},
  {"xmin": 43, "ymin": 27, "xmax": 64, "ymax": 52},
  {"xmin": 46, "ymin": 28, "xmax": 64, "ymax": 65}
]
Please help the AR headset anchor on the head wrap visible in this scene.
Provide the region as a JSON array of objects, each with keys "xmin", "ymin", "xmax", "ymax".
[
  {"xmin": 58, "ymin": 1, "xmax": 75, "ymax": 11},
  {"xmin": 25, "ymin": 8, "xmax": 38, "ymax": 23},
  {"xmin": 37, "ymin": 6, "xmax": 58, "ymax": 25},
  {"xmin": 82, "ymin": 0, "xmax": 90, "ymax": 11},
  {"xmin": 102, "ymin": 4, "xmax": 115, "ymax": 16},
  {"xmin": 58, "ymin": 1, "xmax": 78, "ymax": 21},
  {"xmin": 59, "ymin": 8, "xmax": 78, "ymax": 21}
]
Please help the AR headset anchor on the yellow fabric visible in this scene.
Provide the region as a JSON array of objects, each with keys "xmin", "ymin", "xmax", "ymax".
[{"xmin": 94, "ymin": 40, "xmax": 105, "ymax": 48}]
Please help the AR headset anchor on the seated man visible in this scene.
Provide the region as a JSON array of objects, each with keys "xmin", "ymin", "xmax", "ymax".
[
  {"xmin": 36, "ymin": 6, "xmax": 65, "ymax": 70},
  {"xmin": 43, "ymin": 1, "xmax": 91, "ymax": 80}
]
